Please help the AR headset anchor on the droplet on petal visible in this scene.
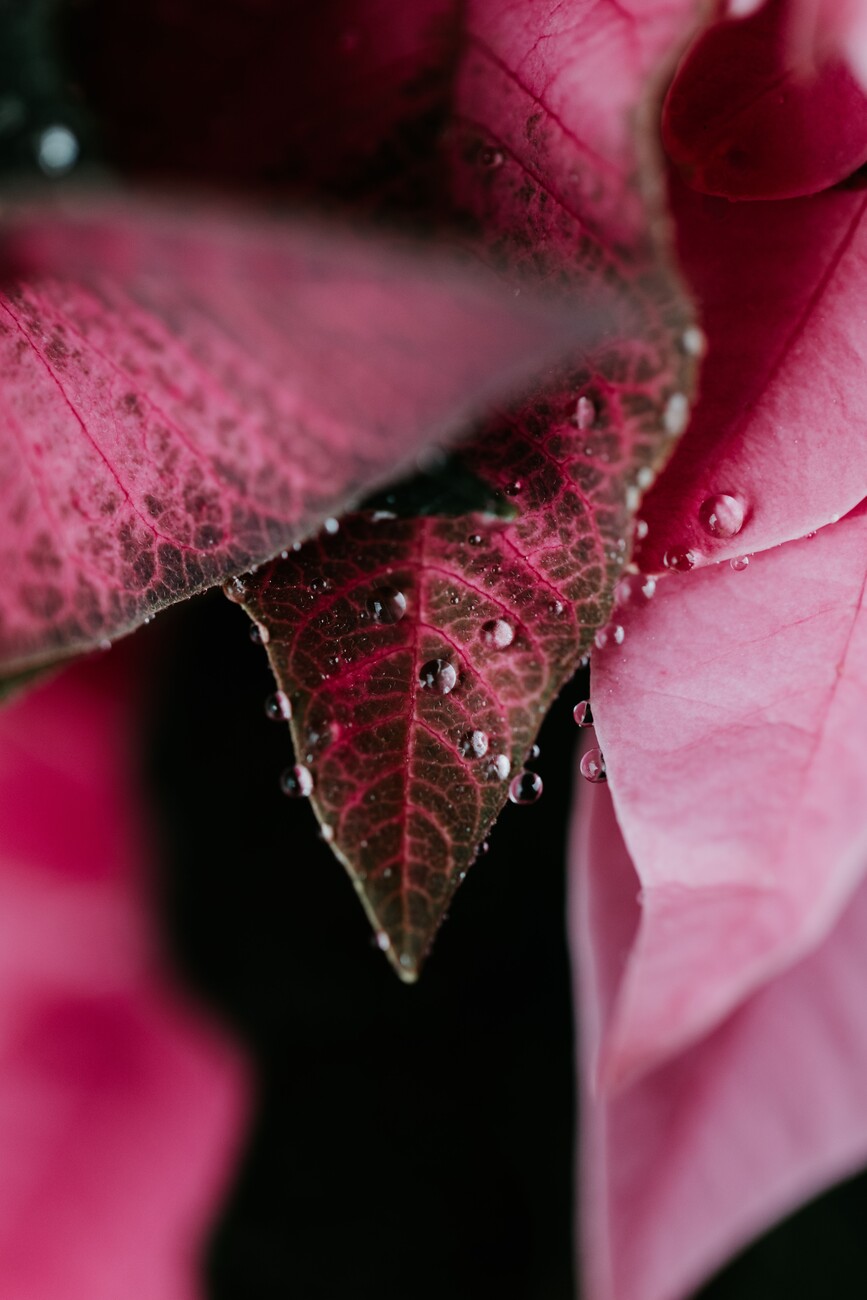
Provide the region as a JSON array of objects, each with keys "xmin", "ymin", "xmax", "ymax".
[
  {"xmin": 730, "ymin": 554, "xmax": 751, "ymax": 571},
  {"xmin": 641, "ymin": 576, "xmax": 657, "ymax": 599},
  {"xmin": 612, "ymin": 624, "xmax": 625, "ymax": 645},
  {"xmin": 508, "ymin": 770, "xmax": 543, "ymax": 805},
  {"xmin": 367, "ymin": 586, "xmax": 407, "ymax": 624},
  {"xmin": 264, "ymin": 691, "xmax": 292, "ymax": 722},
  {"xmin": 279, "ymin": 764, "xmax": 314, "ymax": 798},
  {"xmin": 573, "ymin": 700, "xmax": 594, "ymax": 728},
  {"xmin": 481, "ymin": 617, "xmax": 515, "ymax": 649},
  {"xmin": 663, "ymin": 548, "xmax": 696, "ymax": 573},
  {"xmin": 699, "ymin": 493, "xmax": 745, "ymax": 538},
  {"xmin": 419, "ymin": 658, "xmax": 457, "ymax": 694},
  {"xmin": 579, "ymin": 749, "xmax": 607, "ymax": 783}
]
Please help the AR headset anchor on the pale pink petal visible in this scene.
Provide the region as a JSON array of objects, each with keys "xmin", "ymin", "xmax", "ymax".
[
  {"xmin": 0, "ymin": 198, "xmax": 591, "ymax": 671},
  {"xmin": 591, "ymin": 504, "xmax": 867, "ymax": 1086},
  {"xmin": 637, "ymin": 176, "xmax": 867, "ymax": 572},
  {"xmin": 573, "ymin": 779, "xmax": 867, "ymax": 1300},
  {"xmin": 0, "ymin": 660, "xmax": 248, "ymax": 1300}
]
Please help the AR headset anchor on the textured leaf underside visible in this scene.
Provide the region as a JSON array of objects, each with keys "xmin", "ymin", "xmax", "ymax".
[{"xmin": 236, "ymin": 0, "xmax": 700, "ymax": 976}]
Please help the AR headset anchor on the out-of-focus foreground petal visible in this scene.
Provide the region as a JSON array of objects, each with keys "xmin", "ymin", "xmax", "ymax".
[
  {"xmin": 726, "ymin": 0, "xmax": 867, "ymax": 97},
  {"xmin": 636, "ymin": 175, "xmax": 867, "ymax": 573},
  {"xmin": 663, "ymin": 0, "xmax": 867, "ymax": 200},
  {"xmin": 0, "ymin": 656, "xmax": 248, "ymax": 1300},
  {"xmin": 591, "ymin": 504, "xmax": 867, "ymax": 1087},
  {"xmin": 572, "ymin": 779, "xmax": 867, "ymax": 1300}
]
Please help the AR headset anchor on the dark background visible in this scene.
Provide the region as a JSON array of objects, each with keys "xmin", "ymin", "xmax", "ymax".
[{"xmin": 4, "ymin": 1, "xmax": 867, "ymax": 1295}]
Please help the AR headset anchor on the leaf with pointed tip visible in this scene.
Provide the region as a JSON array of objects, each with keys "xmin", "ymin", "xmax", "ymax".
[
  {"xmin": 231, "ymin": 0, "xmax": 701, "ymax": 973},
  {"xmin": 0, "ymin": 197, "xmax": 591, "ymax": 672}
]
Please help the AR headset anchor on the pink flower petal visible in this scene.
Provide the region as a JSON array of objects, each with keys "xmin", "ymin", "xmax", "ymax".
[
  {"xmin": 591, "ymin": 504, "xmax": 867, "ymax": 1087},
  {"xmin": 572, "ymin": 779, "xmax": 867, "ymax": 1300},
  {"xmin": 663, "ymin": 0, "xmax": 867, "ymax": 199},
  {"xmin": 0, "ymin": 660, "xmax": 248, "ymax": 1300},
  {"xmin": 637, "ymin": 177, "xmax": 867, "ymax": 571}
]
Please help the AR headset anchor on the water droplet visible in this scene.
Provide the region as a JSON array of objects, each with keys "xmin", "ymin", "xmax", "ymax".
[
  {"xmin": 641, "ymin": 576, "xmax": 657, "ymax": 599},
  {"xmin": 468, "ymin": 533, "xmax": 483, "ymax": 546},
  {"xmin": 508, "ymin": 770, "xmax": 543, "ymax": 805},
  {"xmin": 419, "ymin": 658, "xmax": 457, "ymax": 694},
  {"xmin": 480, "ymin": 146, "xmax": 504, "ymax": 169},
  {"xmin": 572, "ymin": 395, "xmax": 596, "ymax": 429},
  {"xmin": 504, "ymin": 480, "xmax": 522, "ymax": 496},
  {"xmin": 279, "ymin": 764, "xmax": 314, "ymax": 797},
  {"xmin": 635, "ymin": 519, "xmax": 649, "ymax": 541},
  {"xmin": 479, "ymin": 840, "xmax": 490, "ymax": 855},
  {"xmin": 579, "ymin": 748, "xmax": 607, "ymax": 783},
  {"xmin": 320, "ymin": 824, "xmax": 334, "ymax": 842},
  {"xmin": 323, "ymin": 516, "xmax": 340, "ymax": 535},
  {"xmin": 481, "ymin": 617, "xmax": 514, "ymax": 649},
  {"xmin": 224, "ymin": 575, "xmax": 247, "ymax": 602},
  {"xmin": 376, "ymin": 931, "xmax": 391, "ymax": 951},
  {"xmin": 548, "ymin": 599, "xmax": 566, "ymax": 617},
  {"xmin": 594, "ymin": 627, "xmax": 608, "ymax": 650},
  {"xmin": 681, "ymin": 326, "xmax": 706, "ymax": 357},
  {"xmin": 264, "ymin": 691, "xmax": 292, "ymax": 722},
  {"xmin": 371, "ymin": 510, "xmax": 397, "ymax": 522},
  {"xmin": 249, "ymin": 622, "xmax": 270, "ymax": 645},
  {"xmin": 663, "ymin": 548, "xmax": 696, "ymax": 573},
  {"xmin": 37, "ymin": 124, "xmax": 79, "ymax": 175},
  {"xmin": 529, "ymin": 743, "xmax": 541, "ymax": 760},
  {"xmin": 663, "ymin": 393, "xmax": 689, "ymax": 436},
  {"xmin": 699, "ymin": 493, "xmax": 745, "ymax": 539},
  {"xmin": 461, "ymin": 729, "xmax": 489, "ymax": 758},
  {"xmin": 292, "ymin": 540, "xmax": 302, "ymax": 552},
  {"xmin": 399, "ymin": 952, "xmax": 414, "ymax": 969},
  {"xmin": 367, "ymin": 586, "xmax": 407, "ymax": 624},
  {"xmin": 573, "ymin": 700, "xmax": 594, "ymax": 727},
  {"xmin": 730, "ymin": 554, "xmax": 751, "ymax": 571},
  {"xmin": 98, "ymin": 638, "xmax": 112, "ymax": 653},
  {"xmin": 492, "ymin": 754, "xmax": 511, "ymax": 780},
  {"xmin": 309, "ymin": 576, "xmax": 331, "ymax": 593},
  {"xmin": 613, "ymin": 625, "xmax": 625, "ymax": 645}
]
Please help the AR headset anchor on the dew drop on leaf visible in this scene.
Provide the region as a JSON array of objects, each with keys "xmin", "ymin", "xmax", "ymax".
[
  {"xmin": 529, "ymin": 743, "xmax": 541, "ymax": 760},
  {"xmin": 573, "ymin": 700, "xmax": 594, "ymax": 727},
  {"xmin": 419, "ymin": 658, "xmax": 457, "ymax": 694},
  {"xmin": 367, "ymin": 586, "xmax": 407, "ymax": 624},
  {"xmin": 461, "ymin": 729, "xmax": 489, "ymax": 758},
  {"xmin": 468, "ymin": 533, "xmax": 483, "ymax": 546},
  {"xmin": 323, "ymin": 517, "xmax": 340, "ymax": 535},
  {"xmin": 699, "ymin": 493, "xmax": 745, "ymax": 538},
  {"xmin": 579, "ymin": 749, "xmax": 607, "ymax": 783},
  {"xmin": 730, "ymin": 554, "xmax": 751, "ymax": 571},
  {"xmin": 480, "ymin": 617, "xmax": 515, "ymax": 649},
  {"xmin": 279, "ymin": 764, "xmax": 314, "ymax": 798},
  {"xmin": 264, "ymin": 690, "xmax": 292, "ymax": 722},
  {"xmin": 223, "ymin": 575, "xmax": 247, "ymax": 602},
  {"xmin": 376, "ymin": 931, "xmax": 391, "ymax": 951},
  {"xmin": 249, "ymin": 622, "xmax": 270, "ymax": 645},
  {"xmin": 641, "ymin": 576, "xmax": 657, "ymax": 599},
  {"xmin": 479, "ymin": 146, "xmax": 504, "ymax": 169},
  {"xmin": 635, "ymin": 519, "xmax": 649, "ymax": 541},
  {"xmin": 492, "ymin": 754, "xmax": 511, "ymax": 780},
  {"xmin": 663, "ymin": 548, "xmax": 697, "ymax": 573},
  {"xmin": 663, "ymin": 392, "xmax": 690, "ymax": 435},
  {"xmin": 572, "ymin": 395, "xmax": 596, "ymax": 430},
  {"xmin": 508, "ymin": 770, "xmax": 543, "ymax": 805}
]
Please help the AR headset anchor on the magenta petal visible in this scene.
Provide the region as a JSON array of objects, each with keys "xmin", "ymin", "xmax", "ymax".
[
  {"xmin": 573, "ymin": 780, "xmax": 867, "ymax": 1300},
  {"xmin": 591, "ymin": 505, "xmax": 867, "ymax": 1086},
  {"xmin": 0, "ymin": 661, "xmax": 248, "ymax": 1300},
  {"xmin": 638, "ymin": 177, "xmax": 867, "ymax": 571},
  {"xmin": 663, "ymin": 0, "xmax": 867, "ymax": 200}
]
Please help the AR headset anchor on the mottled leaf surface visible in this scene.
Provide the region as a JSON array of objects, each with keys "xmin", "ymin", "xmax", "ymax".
[
  {"xmin": 236, "ymin": 0, "xmax": 700, "ymax": 974},
  {"xmin": 637, "ymin": 175, "xmax": 867, "ymax": 572},
  {"xmin": 590, "ymin": 504, "xmax": 867, "ymax": 1089},
  {"xmin": 0, "ymin": 200, "xmax": 586, "ymax": 670},
  {"xmin": 572, "ymin": 776, "xmax": 867, "ymax": 1300}
]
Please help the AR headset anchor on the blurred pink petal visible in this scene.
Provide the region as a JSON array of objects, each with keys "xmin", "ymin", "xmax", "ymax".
[
  {"xmin": 637, "ymin": 174, "xmax": 867, "ymax": 572},
  {"xmin": 572, "ymin": 779, "xmax": 867, "ymax": 1300},
  {"xmin": 591, "ymin": 504, "xmax": 867, "ymax": 1087},
  {"xmin": 664, "ymin": 0, "xmax": 867, "ymax": 199},
  {"xmin": 0, "ymin": 659, "xmax": 248, "ymax": 1300}
]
